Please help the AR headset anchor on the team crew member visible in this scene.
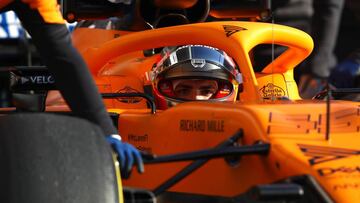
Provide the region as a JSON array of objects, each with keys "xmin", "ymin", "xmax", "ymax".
[
  {"xmin": 0, "ymin": 0, "xmax": 143, "ymax": 177},
  {"xmin": 151, "ymin": 45, "xmax": 242, "ymax": 109},
  {"xmin": 254, "ymin": 0, "xmax": 345, "ymax": 99}
]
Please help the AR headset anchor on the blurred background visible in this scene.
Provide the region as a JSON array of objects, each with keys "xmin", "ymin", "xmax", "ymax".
[{"xmin": 1, "ymin": 0, "xmax": 359, "ymax": 100}]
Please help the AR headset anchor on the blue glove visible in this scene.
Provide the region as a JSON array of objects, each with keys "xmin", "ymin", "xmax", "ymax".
[
  {"xmin": 106, "ymin": 135, "xmax": 144, "ymax": 179},
  {"xmin": 329, "ymin": 59, "xmax": 360, "ymax": 88}
]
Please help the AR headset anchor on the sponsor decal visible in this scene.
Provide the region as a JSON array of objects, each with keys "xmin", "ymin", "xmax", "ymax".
[
  {"xmin": 136, "ymin": 145, "xmax": 152, "ymax": 153},
  {"xmin": 128, "ymin": 134, "xmax": 148, "ymax": 143},
  {"xmin": 333, "ymin": 183, "xmax": 360, "ymax": 191},
  {"xmin": 260, "ymin": 83, "xmax": 286, "ymax": 98},
  {"xmin": 21, "ymin": 75, "xmax": 55, "ymax": 84},
  {"xmin": 179, "ymin": 119, "xmax": 224, "ymax": 132},
  {"xmin": 191, "ymin": 59, "xmax": 206, "ymax": 68},
  {"xmin": 317, "ymin": 166, "xmax": 360, "ymax": 177},
  {"xmin": 267, "ymin": 107, "xmax": 360, "ymax": 134},
  {"xmin": 21, "ymin": 77, "xmax": 29, "ymax": 84},
  {"xmin": 298, "ymin": 144, "xmax": 360, "ymax": 166},
  {"xmin": 222, "ymin": 25, "xmax": 247, "ymax": 37},
  {"xmin": 178, "ymin": 44, "xmax": 218, "ymax": 51},
  {"xmin": 116, "ymin": 86, "xmax": 143, "ymax": 103},
  {"xmin": 134, "ymin": 57, "xmax": 146, "ymax": 62},
  {"xmin": 128, "ymin": 133, "xmax": 152, "ymax": 153}
]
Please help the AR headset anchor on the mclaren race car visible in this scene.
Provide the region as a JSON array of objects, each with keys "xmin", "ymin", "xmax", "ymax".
[{"xmin": 1, "ymin": 0, "xmax": 360, "ymax": 203}]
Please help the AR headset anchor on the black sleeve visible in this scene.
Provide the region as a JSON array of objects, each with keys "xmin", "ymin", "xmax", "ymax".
[{"xmin": 12, "ymin": 2, "xmax": 118, "ymax": 135}]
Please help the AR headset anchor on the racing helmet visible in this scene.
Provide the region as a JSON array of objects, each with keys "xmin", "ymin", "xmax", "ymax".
[{"xmin": 151, "ymin": 45, "xmax": 242, "ymax": 109}]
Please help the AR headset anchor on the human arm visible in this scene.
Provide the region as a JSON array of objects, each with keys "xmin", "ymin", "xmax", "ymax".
[
  {"xmin": 107, "ymin": 135, "xmax": 144, "ymax": 178},
  {"xmin": 13, "ymin": 0, "xmax": 143, "ymax": 176}
]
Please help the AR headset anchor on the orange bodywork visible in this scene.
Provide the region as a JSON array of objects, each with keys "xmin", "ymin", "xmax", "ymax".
[{"xmin": 48, "ymin": 21, "xmax": 359, "ymax": 201}]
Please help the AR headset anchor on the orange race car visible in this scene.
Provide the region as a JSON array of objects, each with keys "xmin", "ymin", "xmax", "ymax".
[{"xmin": 2, "ymin": 0, "xmax": 360, "ymax": 203}]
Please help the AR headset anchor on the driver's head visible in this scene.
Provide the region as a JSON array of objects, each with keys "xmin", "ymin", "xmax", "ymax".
[{"xmin": 151, "ymin": 45, "xmax": 242, "ymax": 109}]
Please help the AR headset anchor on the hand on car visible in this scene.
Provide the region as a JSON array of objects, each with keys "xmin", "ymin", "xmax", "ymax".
[{"xmin": 106, "ymin": 134, "xmax": 144, "ymax": 179}]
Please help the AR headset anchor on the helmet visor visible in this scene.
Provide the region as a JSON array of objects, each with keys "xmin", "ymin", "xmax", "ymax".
[{"xmin": 158, "ymin": 78, "xmax": 233, "ymax": 101}]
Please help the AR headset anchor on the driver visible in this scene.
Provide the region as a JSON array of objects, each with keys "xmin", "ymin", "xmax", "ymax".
[{"xmin": 151, "ymin": 45, "xmax": 242, "ymax": 109}]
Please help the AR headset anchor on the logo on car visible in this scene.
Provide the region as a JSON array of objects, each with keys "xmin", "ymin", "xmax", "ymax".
[
  {"xmin": 259, "ymin": 83, "xmax": 286, "ymax": 98},
  {"xmin": 116, "ymin": 86, "xmax": 143, "ymax": 104}
]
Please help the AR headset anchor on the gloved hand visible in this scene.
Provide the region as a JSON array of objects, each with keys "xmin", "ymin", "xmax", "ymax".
[
  {"xmin": 329, "ymin": 59, "xmax": 360, "ymax": 88},
  {"xmin": 106, "ymin": 134, "xmax": 144, "ymax": 179}
]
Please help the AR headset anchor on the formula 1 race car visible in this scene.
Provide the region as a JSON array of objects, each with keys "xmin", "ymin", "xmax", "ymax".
[{"xmin": 1, "ymin": 0, "xmax": 360, "ymax": 203}]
